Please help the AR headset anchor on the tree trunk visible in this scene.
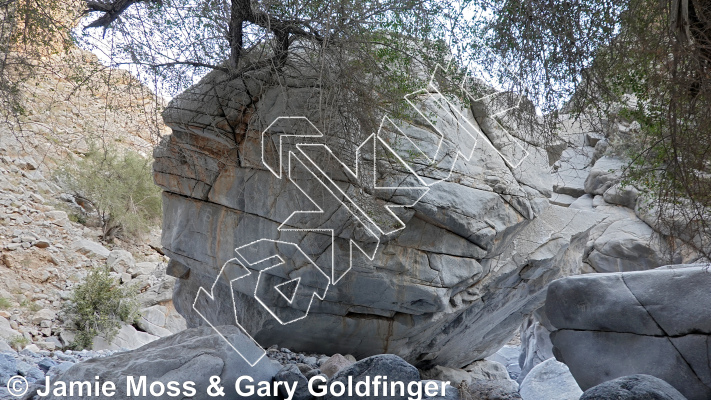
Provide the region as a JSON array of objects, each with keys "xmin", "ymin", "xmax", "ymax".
[{"xmin": 228, "ymin": 0, "xmax": 251, "ymax": 71}]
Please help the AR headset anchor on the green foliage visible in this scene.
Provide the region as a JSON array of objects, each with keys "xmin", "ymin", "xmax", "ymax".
[
  {"xmin": 8, "ymin": 335, "xmax": 29, "ymax": 351},
  {"xmin": 68, "ymin": 213, "xmax": 87, "ymax": 225},
  {"xmin": 483, "ymin": 0, "xmax": 711, "ymax": 257},
  {"xmin": 0, "ymin": 297, "xmax": 11, "ymax": 309},
  {"xmin": 63, "ymin": 267, "xmax": 139, "ymax": 350},
  {"xmin": 54, "ymin": 144, "xmax": 162, "ymax": 240},
  {"xmin": 27, "ymin": 302, "xmax": 41, "ymax": 313}
]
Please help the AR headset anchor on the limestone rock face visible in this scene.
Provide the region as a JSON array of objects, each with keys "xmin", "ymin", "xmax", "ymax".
[
  {"xmin": 546, "ymin": 265, "xmax": 711, "ymax": 400},
  {"xmin": 518, "ymin": 311, "xmax": 554, "ymax": 382},
  {"xmin": 154, "ymin": 67, "xmax": 602, "ymax": 368}
]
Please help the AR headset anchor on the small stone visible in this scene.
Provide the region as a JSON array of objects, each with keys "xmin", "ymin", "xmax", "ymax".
[
  {"xmin": 29, "ymin": 193, "xmax": 45, "ymax": 204},
  {"xmin": 296, "ymin": 363, "xmax": 312, "ymax": 374},
  {"xmin": 32, "ymin": 309, "xmax": 56, "ymax": 324},
  {"xmin": 324, "ymin": 355, "xmax": 420, "ymax": 400},
  {"xmin": 44, "ymin": 336, "xmax": 63, "ymax": 350},
  {"xmin": 18, "ymin": 157, "xmax": 39, "ymax": 171},
  {"xmin": 38, "ymin": 340, "xmax": 55, "ymax": 350},
  {"xmin": 23, "ymin": 344, "xmax": 40, "ymax": 353},
  {"xmin": 305, "ymin": 369, "xmax": 322, "ymax": 379},
  {"xmin": 321, "ymin": 354, "xmax": 355, "ymax": 378},
  {"xmin": 37, "ymin": 358, "xmax": 58, "ymax": 373},
  {"xmin": 107, "ymin": 249, "xmax": 135, "ymax": 273},
  {"xmin": 275, "ymin": 364, "xmax": 312, "ymax": 400},
  {"xmin": 48, "ymin": 362, "xmax": 74, "ymax": 377},
  {"xmin": 519, "ymin": 359, "xmax": 582, "ymax": 400},
  {"xmin": 4, "ymin": 243, "xmax": 21, "ymax": 251},
  {"xmin": 33, "ymin": 239, "xmax": 50, "ymax": 248},
  {"xmin": 44, "ymin": 210, "xmax": 68, "ymax": 220},
  {"xmin": 74, "ymin": 239, "xmax": 110, "ymax": 259},
  {"xmin": 132, "ymin": 261, "xmax": 159, "ymax": 277}
]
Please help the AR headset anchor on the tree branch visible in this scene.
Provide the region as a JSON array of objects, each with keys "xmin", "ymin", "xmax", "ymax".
[
  {"xmin": 115, "ymin": 61, "xmax": 228, "ymax": 73},
  {"xmin": 84, "ymin": 0, "xmax": 161, "ymax": 29},
  {"xmin": 249, "ymin": 9, "xmax": 324, "ymax": 42}
]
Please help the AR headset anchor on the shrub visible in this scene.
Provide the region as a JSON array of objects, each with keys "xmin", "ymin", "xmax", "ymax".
[
  {"xmin": 8, "ymin": 335, "xmax": 29, "ymax": 351},
  {"xmin": 68, "ymin": 213, "xmax": 87, "ymax": 225},
  {"xmin": 54, "ymin": 143, "xmax": 162, "ymax": 241},
  {"xmin": 63, "ymin": 266, "xmax": 139, "ymax": 350},
  {"xmin": 0, "ymin": 297, "xmax": 11, "ymax": 309}
]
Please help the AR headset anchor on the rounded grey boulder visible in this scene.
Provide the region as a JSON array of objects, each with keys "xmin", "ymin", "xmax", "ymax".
[
  {"xmin": 519, "ymin": 358, "xmax": 581, "ymax": 400},
  {"xmin": 545, "ymin": 265, "xmax": 711, "ymax": 400},
  {"xmin": 325, "ymin": 354, "xmax": 419, "ymax": 400},
  {"xmin": 45, "ymin": 326, "xmax": 280, "ymax": 400},
  {"xmin": 580, "ymin": 374, "xmax": 688, "ymax": 400}
]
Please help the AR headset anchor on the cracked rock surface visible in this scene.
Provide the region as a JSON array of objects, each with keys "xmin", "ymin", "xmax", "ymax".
[
  {"xmin": 546, "ymin": 264, "xmax": 711, "ymax": 400},
  {"xmin": 154, "ymin": 66, "xmax": 603, "ymax": 368}
]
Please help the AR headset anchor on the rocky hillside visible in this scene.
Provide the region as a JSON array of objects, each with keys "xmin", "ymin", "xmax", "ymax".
[
  {"xmin": 0, "ymin": 44, "xmax": 182, "ymax": 357},
  {"xmin": 550, "ymin": 112, "xmax": 702, "ymax": 273}
]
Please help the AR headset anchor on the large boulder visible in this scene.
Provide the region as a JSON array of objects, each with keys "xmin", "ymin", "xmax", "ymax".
[
  {"xmin": 585, "ymin": 212, "xmax": 667, "ymax": 272},
  {"xmin": 545, "ymin": 264, "xmax": 711, "ymax": 400},
  {"xmin": 91, "ymin": 323, "xmax": 159, "ymax": 351},
  {"xmin": 584, "ymin": 156, "xmax": 627, "ymax": 195},
  {"xmin": 46, "ymin": 325, "xmax": 281, "ymax": 400},
  {"xmin": 579, "ymin": 375, "xmax": 688, "ymax": 400},
  {"xmin": 0, "ymin": 316, "xmax": 21, "ymax": 342},
  {"xmin": 325, "ymin": 355, "xmax": 419, "ymax": 400},
  {"xmin": 154, "ymin": 65, "xmax": 603, "ymax": 367},
  {"xmin": 602, "ymin": 183, "xmax": 638, "ymax": 209},
  {"xmin": 518, "ymin": 358, "xmax": 582, "ymax": 400},
  {"xmin": 137, "ymin": 304, "xmax": 187, "ymax": 337},
  {"xmin": 581, "ymin": 201, "xmax": 673, "ymax": 273}
]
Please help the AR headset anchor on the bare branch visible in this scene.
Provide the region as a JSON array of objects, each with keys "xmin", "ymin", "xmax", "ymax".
[
  {"xmin": 84, "ymin": 0, "xmax": 161, "ymax": 29},
  {"xmin": 115, "ymin": 61, "xmax": 228, "ymax": 73}
]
